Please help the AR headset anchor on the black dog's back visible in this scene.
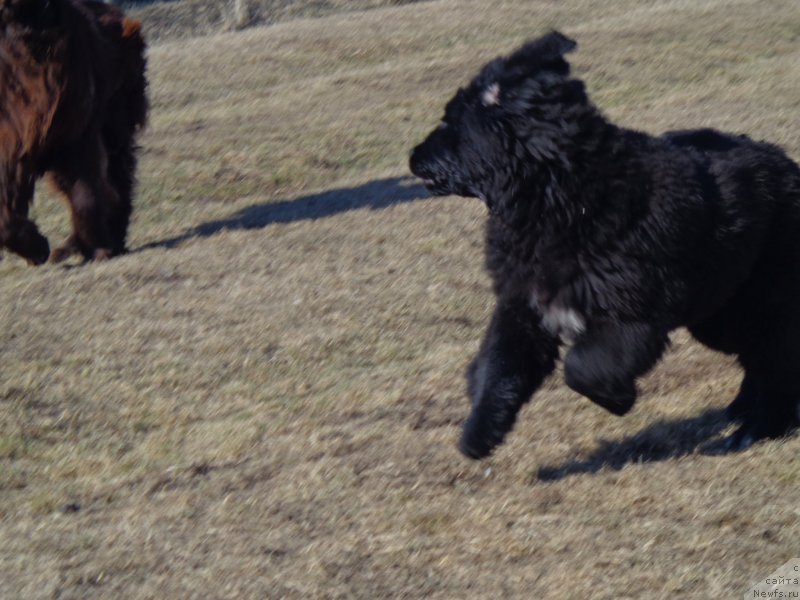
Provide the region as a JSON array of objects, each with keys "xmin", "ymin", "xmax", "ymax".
[
  {"xmin": 663, "ymin": 128, "xmax": 747, "ymax": 153},
  {"xmin": 658, "ymin": 128, "xmax": 800, "ymax": 318},
  {"xmin": 667, "ymin": 128, "xmax": 800, "ymax": 373}
]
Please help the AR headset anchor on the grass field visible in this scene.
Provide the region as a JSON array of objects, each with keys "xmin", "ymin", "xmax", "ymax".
[
  {"xmin": 120, "ymin": 0, "xmax": 426, "ymax": 43},
  {"xmin": 2, "ymin": 0, "xmax": 800, "ymax": 597}
]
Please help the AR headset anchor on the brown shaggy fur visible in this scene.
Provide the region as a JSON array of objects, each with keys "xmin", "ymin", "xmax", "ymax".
[{"xmin": 0, "ymin": 0, "xmax": 147, "ymax": 265}]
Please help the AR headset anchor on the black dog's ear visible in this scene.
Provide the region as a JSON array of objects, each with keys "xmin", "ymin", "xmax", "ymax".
[
  {"xmin": 512, "ymin": 31, "xmax": 577, "ymax": 63},
  {"xmin": 476, "ymin": 32, "xmax": 576, "ymax": 107},
  {"xmin": 540, "ymin": 31, "xmax": 577, "ymax": 57},
  {"xmin": 506, "ymin": 31, "xmax": 577, "ymax": 73}
]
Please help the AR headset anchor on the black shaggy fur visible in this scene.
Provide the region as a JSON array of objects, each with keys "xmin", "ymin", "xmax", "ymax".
[{"xmin": 409, "ymin": 32, "xmax": 800, "ymax": 459}]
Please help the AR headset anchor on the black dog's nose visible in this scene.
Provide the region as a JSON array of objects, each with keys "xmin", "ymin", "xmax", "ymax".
[{"xmin": 409, "ymin": 141, "xmax": 433, "ymax": 178}]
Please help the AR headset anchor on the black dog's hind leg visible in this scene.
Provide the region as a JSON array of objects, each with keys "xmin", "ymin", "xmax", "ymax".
[
  {"xmin": 726, "ymin": 374, "xmax": 800, "ymax": 450},
  {"xmin": 461, "ymin": 297, "xmax": 559, "ymax": 459},
  {"xmin": 564, "ymin": 320, "xmax": 669, "ymax": 416},
  {"xmin": 725, "ymin": 374, "xmax": 757, "ymax": 423},
  {"xmin": 724, "ymin": 307, "xmax": 800, "ymax": 449}
]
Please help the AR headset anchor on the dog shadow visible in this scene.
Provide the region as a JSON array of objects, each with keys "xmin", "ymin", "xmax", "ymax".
[
  {"xmin": 535, "ymin": 408, "xmax": 735, "ymax": 482},
  {"xmin": 138, "ymin": 176, "xmax": 427, "ymax": 252}
]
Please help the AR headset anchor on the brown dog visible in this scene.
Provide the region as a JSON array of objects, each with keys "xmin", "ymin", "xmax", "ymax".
[{"xmin": 0, "ymin": 0, "xmax": 147, "ymax": 265}]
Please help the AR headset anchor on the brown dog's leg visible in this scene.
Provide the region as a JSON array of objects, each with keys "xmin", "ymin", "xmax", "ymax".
[
  {"xmin": 49, "ymin": 133, "xmax": 120, "ymax": 262},
  {"xmin": 103, "ymin": 140, "xmax": 136, "ymax": 256},
  {"xmin": 0, "ymin": 165, "xmax": 50, "ymax": 265}
]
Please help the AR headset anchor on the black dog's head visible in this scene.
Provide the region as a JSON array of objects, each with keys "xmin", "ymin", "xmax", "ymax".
[{"xmin": 409, "ymin": 31, "xmax": 586, "ymax": 203}]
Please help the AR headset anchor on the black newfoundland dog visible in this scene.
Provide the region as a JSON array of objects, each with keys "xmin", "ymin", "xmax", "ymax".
[{"xmin": 409, "ymin": 31, "xmax": 800, "ymax": 459}]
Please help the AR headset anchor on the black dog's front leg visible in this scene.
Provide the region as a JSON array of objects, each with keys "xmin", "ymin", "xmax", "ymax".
[
  {"xmin": 564, "ymin": 320, "xmax": 669, "ymax": 416},
  {"xmin": 461, "ymin": 298, "xmax": 559, "ymax": 459}
]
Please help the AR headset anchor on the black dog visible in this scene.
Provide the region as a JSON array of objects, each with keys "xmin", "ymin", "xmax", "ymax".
[{"xmin": 409, "ymin": 31, "xmax": 800, "ymax": 459}]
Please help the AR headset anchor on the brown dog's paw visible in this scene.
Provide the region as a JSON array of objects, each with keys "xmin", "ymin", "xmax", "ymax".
[
  {"xmin": 92, "ymin": 248, "xmax": 113, "ymax": 262},
  {"xmin": 49, "ymin": 235, "xmax": 81, "ymax": 264},
  {"xmin": 49, "ymin": 246, "xmax": 75, "ymax": 264}
]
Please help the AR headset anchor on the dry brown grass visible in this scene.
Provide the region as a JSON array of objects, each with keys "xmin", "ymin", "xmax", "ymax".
[
  {"xmin": 122, "ymin": 0, "xmax": 427, "ymax": 42},
  {"xmin": 2, "ymin": 0, "xmax": 800, "ymax": 598}
]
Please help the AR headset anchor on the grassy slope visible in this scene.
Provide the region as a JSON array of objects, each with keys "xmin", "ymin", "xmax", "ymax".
[
  {"xmin": 1, "ymin": 0, "xmax": 800, "ymax": 597},
  {"xmin": 121, "ymin": 0, "xmax": 427, "ymax": 43}
]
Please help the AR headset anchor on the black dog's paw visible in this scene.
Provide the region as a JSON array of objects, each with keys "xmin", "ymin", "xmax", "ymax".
[
  {"xmin": 459, "ymin": 434, "xmax": 494, "ymax": 460},
  {"xmin": 459, "ymin": 410, "xmax": 505, "ymax": 460},
  {"xmin": 723, "ymin": 409, "xmax": 799, "ymax": 451},
  {"xmin": 724, "ymin": 382, "xmax": 756, "ymax": 423},
  {"xmin": 723, "ymin": 425, "xmax": 757, "ymax": 452},
  {"xmin": 563, "ymin": 352, "xmax": 638, "ymax": 416},
  {"xmin": 586, "ymin": 392, "xmax": 636, "ymax": 416},
  {"xmin": 566, "ymin": 374, "xmax": 636, "ymax": 416},
  {"xmin": 724, "ymin": 397, "xmax": 751, "ymax": 424}
]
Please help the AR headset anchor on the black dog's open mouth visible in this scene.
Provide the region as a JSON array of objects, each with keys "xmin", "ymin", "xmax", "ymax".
[
  {"xmin": 415, "ymin": 174, "xmax": 451, "ymax": 196},
  {"xmin": 410, "ymin": 150, "xmax": 454, "ymax": 196},
  {"xmin": 421, "ymin": 177, "xmax": 444, "ymax": 193}
]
